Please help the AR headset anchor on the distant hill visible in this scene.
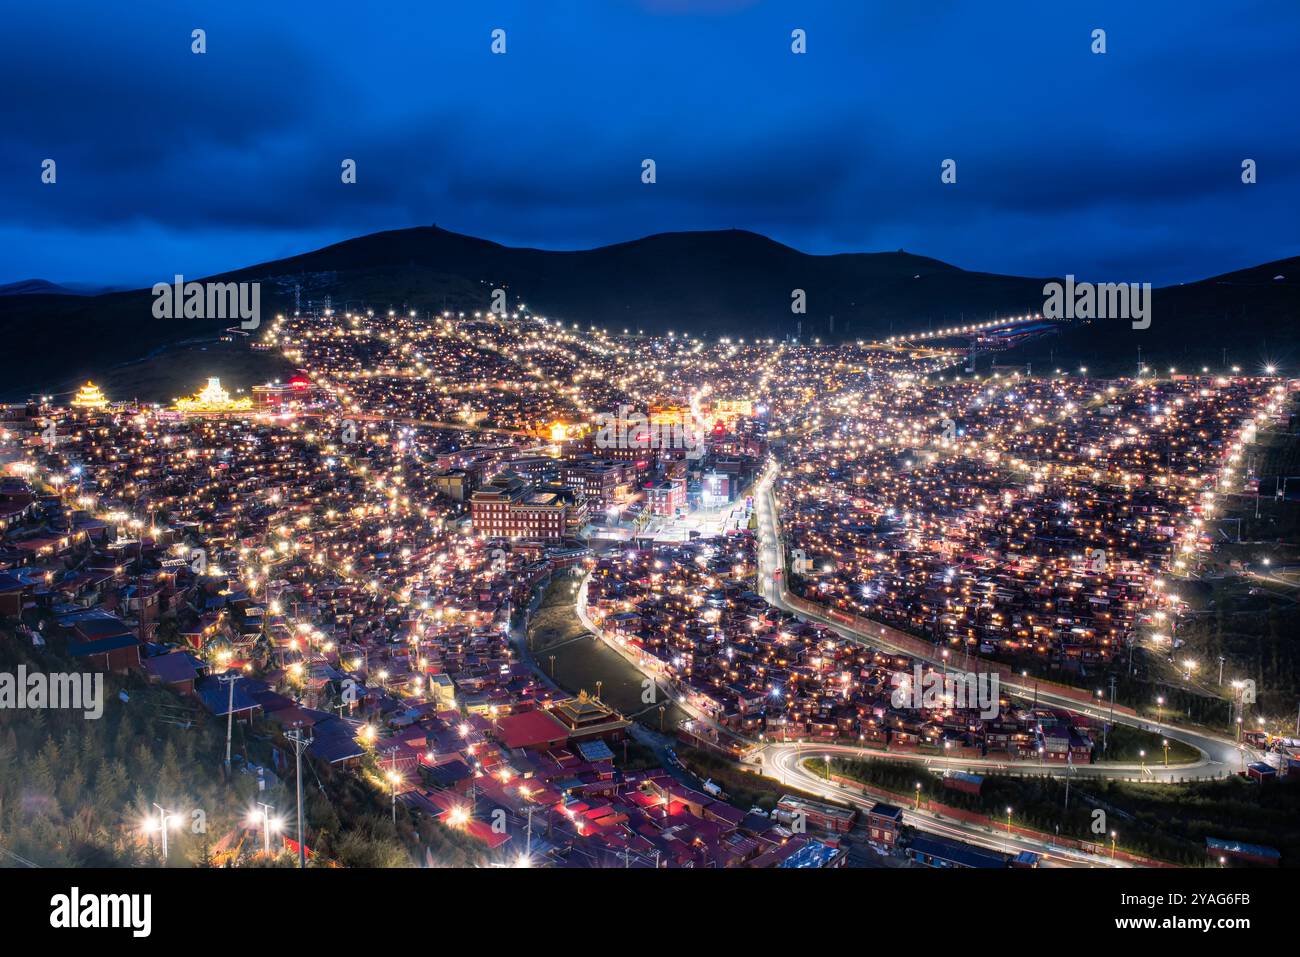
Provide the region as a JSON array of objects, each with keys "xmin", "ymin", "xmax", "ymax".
[
  {"xmin": 0, "ymin": 279, "xmax": 78, "ymax": 297},
  {"xmin": 0, "ymin": 278, "xmax": 128, "ymax": 297},
  {"xmin": 1, "ymin": 225, "xmax": 1296, "ymax": 399},
  {"xmin": 207, "ymin": 225, "xmax": 1050, "ymax": 340},
  {"xmin": 999, "ymin": 260, "xmax": 1300, "ymax": 375}
]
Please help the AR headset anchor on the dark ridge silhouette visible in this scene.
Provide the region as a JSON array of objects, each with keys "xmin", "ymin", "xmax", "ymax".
[
  {"xmin": 0, "ymin": 279, "xmax": 81, "ymax": 296},
  {"xmin": 1, "ymin": 225, "xmax": 1296, "ymax": 399}
]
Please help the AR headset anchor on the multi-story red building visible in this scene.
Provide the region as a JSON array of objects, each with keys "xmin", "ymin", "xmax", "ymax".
[
  {"xmin": 251, "ymin": 372, "xmax": 319, "ymax": 407},
  {"xmin": 866, "ymin": 802, "xmax": 904, "ymax": 848},
  {"xmin": 561, "ymin": 460, "xmax": 632, "ymax": 511},
  {"xmin": 471, "ymin": 479, "xmax": 568, "ymax": 541},
  {"xmin": 775, "ymin": 795, "xmax": 857, "ymax": 834},
  {"xmin": 645, "ymin": 478, "xmax": 686, "ymax": 517}
]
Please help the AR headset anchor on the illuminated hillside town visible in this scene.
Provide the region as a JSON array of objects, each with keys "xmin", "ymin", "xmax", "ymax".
[{"xmin": 2, "ymin": 303, "xmax": 1297, "ymax": 873}]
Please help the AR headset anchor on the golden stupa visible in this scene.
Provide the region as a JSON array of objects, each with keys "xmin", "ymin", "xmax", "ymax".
[
  {"xmin": 70, "ymin": 381, "xmax": 109, "ymax": 410},
  {"xmin": 173, "ymin": 377, "xmax": 253, "ymax": 414}
]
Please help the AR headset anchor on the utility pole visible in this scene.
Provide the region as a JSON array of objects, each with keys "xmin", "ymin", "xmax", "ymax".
[
  {"xmin": 1106, "ymin": 675, "xmax": 1117, "ymax": 754},
  {"xmin": 217, "ymin": 671, "xmax": 240, "ymax": 774},
  {"xmin": 286, "ymin": 726, "xmax": 314, "ymax": 868},
  {"xmin": 388, "ymin": 747, "xmax": 400, "ymax": 825}
]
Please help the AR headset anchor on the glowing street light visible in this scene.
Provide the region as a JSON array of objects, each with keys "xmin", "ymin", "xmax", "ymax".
[
  {"xmin": 144, "ymin": 803, "xmax": 180, "ymax": 861},
  {"xmin": 387, "ymin": 768, "xmax": 402, "ymax": 824},
  {"xmin": 247, "ymin": 802, "xmax": 283, "ymax": 856}
]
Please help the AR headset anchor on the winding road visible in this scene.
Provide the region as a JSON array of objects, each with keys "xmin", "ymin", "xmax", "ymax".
[
  {"xmin": 570, "ymin": 463, "xmax": 1258, "ymax": 867},
  {"xmin": 751, "ymin": 463, "xmax": 1257, "ymax": 782},
  {"xmin": 761, "ymin": 743, "xmax": 1134, "ymax": 868}
]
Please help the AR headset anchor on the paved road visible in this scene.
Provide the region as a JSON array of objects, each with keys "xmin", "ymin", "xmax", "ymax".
[
  {"xmin": 561, "ymin": 466, "xmax": 1255, "ymax": 866},
  {"xmin": 570, "ymin": 481, "xmax": 1174, "ymax": 866},
  {"xmin": 760, "ymin": 742, "xmax": 1126, "ymax": 868},
  {"xmin": 751, "ymin": 464, "xmax": 1257, "ymax": 782},
  {"xmin": 576, "ymin": 564, "xmax": 1126, "ymax": 864}
]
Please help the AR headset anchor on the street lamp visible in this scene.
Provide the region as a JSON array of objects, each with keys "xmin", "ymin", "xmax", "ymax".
[
  {"xmin": 247, "ymin": 802, "xmax": 281, "ymax": 856},
  {"xmin": 1156, "ymin": 695, "xmax": 1164, "ymax": 724},
  {"xmin": 1110, "ymin": 830, "xmax": 1117, "ymax": 859},
  {"xmin": 387, "ymin": 769, "xmax": 402, "ymax": 823},
  {"xmin": 1162, "ymin": 739, "xmax": 1170, "ymax": 768},
  {"xmin": 145, "ymin": 803, "xmax": 178, "ymax": 862},
  {"xmin": 914, "ymin": 781, "xmax": 922, "ymax": 809}
]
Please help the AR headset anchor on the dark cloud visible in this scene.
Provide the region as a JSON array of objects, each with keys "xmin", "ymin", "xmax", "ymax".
[{"xmin": 1, "ymin": 0, "xmax": 1297, "ymax": 286}]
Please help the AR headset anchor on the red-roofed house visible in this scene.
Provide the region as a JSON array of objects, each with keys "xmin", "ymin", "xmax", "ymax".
[{"xmin": 493, "ymin": 708, "xmax": 570, "ymax": 750}]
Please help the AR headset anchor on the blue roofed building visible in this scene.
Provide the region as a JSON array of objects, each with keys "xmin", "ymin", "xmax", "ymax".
[
  {"xmin": 906, "ymin": 834, "xmax": 1008, "ymax": 869},
  {"xmin": 779, "ymin": 839, "xmax": 848, "ymax": 868}
]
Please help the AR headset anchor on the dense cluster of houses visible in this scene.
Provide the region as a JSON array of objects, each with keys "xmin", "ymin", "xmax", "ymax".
[
  {"xmin": 261, "ymin": 309, "xmax": 767, "ymax": 542},
  {"xmin": 0, "ymin": 313, "xmax": 847, "ymax": 868},
  {"xmin": 585, "ymin": 536, "xmax": 1100, "ymax": 761},
  {"xmin": 5, "ymin": 304, "xmax": 1289, "ymax": 869},
  {"xmin": 776, "ymin": 371, "xmax": 1283, "ymax": 677}
]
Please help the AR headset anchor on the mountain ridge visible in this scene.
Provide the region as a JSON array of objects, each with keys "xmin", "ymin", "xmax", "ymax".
[{"xmin": 1, "ymin": 225, "xmax": 1296, "ymax": 400}]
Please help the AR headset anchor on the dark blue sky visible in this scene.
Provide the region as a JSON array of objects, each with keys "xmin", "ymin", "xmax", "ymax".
[{"xmin": 3, "ymin": 0, "xmax": 1297, "ymax": 287}]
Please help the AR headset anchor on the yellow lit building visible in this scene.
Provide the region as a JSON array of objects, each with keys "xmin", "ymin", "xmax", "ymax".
[
  {"xmin": 173, "ymin": 377, "xmax": 253, "ymax": 414},
  {"xmin": 708, "ymin": 399, "xmax": 754, "ymax": 428},
  {"xmin": 546, "ymin": 690, "xmax": 631, "ymax": 742},
  {"xmin": 70, "ymin": 381, "xmax": 109, "ymax": 410},
  {"xmin": 649, "ymin": 403, "xmax": 690, "ymax": 426}
]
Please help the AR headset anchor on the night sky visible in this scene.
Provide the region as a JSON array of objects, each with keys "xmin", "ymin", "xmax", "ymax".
[{"xmin": 3, "ymin": 0, "xmax": 1297, "ymax": 287}]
